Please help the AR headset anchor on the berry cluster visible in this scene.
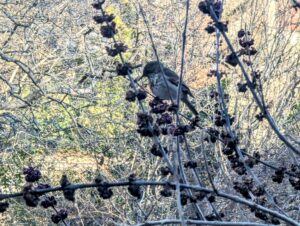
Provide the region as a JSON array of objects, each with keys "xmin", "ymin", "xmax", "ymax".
[
  {"xmin": 60, "ymin": 175, "xmax": 75, "ymax": 202},
  {"xmin": 51, "ymin": 209, "xmax": 68, "ymax": 224},
  {"xmin": 23, "ymin": 166, "xmax": 41, "ymax": 183},
  {"xmin": 125, "ymin": 89, "xmax": 147, "ymax": 102},
  {"xmin": 136, "ymin": 112, "xmax": 158, "ymax": 137},
  {"xmin": 95, "ymin": 175, "xmax": 113, "ymax": 199},
  {"xmin": 116, "ymin": 62, "xmax": 133, "ymax": 76},
  {"xmin": 106, "ymin": 43, "xmax": 128, "ymax": 57},
  {"xmin": 128, "ymin": 174, "xmax": 142, "ymax": 199},
  {"xmin": 150, "ymin": 144, "xmax": 168, "ymax": 157},
  {"xmin": 93, "ymin": 14, "xmax": 115, "ymax": 24}
]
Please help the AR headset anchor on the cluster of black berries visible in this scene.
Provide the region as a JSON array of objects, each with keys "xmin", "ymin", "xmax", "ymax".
[
  {"xmin": 93, "ymin": 7, "xmax": 117, "ymax": 39},
  {"xmin": 195, "ymin": 191, "xmax": 209, "ymax": 201},
  {"xmin": 179, "ymin": 192, "xmax": 201, "ymax": 206},
  {"xmin": 229, "ymin": 155, "xmax": 246, "ymax": 175},
  {"xmin": 255, "ymin": 111, "xmax": 265, "ymax": 122},
  {"xmin": 225, "ymin": 52, "xmax": 239, "ymax": 67},
  {"xmin": 289, "ymin": 177, "xmax": 300, "ymax": 190},
  {"xmin": 91, "ymin": 1, "xmax": 105, "ymax": 10},
  {"xmin": 207, "ymin": 70, "xmax": 226, "ymax": 78},
  {"xmin": 106, "ymin": 43, "xmax": 128, "ymax": 57},
  {"xmin": 221, "ymin": 133, "xmax": 246, "ymax": 175},
  {"xmin": 95, "ymin": 175, "xmax": 113, "ymax": 199},
  {"xmin": 128, "ymin": 174, "xmax": 142, "ymax": 199},
  {"xmin": 150, "ymin": 144, "xmax": 168, "ymax": 157},
  {"xmin": 0, "ymin": 202, "xmax": 9, "ymax": 213},
  {"xmin": 205, "ymin": 21, "xmax": 228, "ymax": 34},
  {"xmin": 60, "ymin": 175, "xmax": 75, "ymax": 202},
  {"xmin": 204, "ymin": 127, "xmax": 219, "ymax": 143},
  {"xmin": 289, "ymin": 165, "xmax": 300, "ymax": 190},
  {"xmin": 22, "ymin": 167, "xmax": 55, "ymax": 209},
  {"xmin": 160, "ymin": 166, "xmax": 172, "ymax": 176},
  {"xmin": 238, "ymin": 30, "xmax": 257, "ymax": 56},
  {"xmin": 23, "ymin": 166, "xmax": 42, "ymax": 183},
  {"xmin": 184, "ymin": 160, "xmax": 197, "ymax": 169},
  {"xmin": 271, "ymin": 167, "xmax": 286, "ymax": 183},
  {"xmin": 214, "ymin": 111, "xmax": 234, "ymax": 127},
  {"xmin": 23, "ymin": 185, "xmax": 42, "ymax": 207},
  {"xmin": 233, "ymin": 176, "xmax": 254, "ymax": 199},
  {"xmin": 237, "ymin": 82, "xmax": 247, "ymax": 93},
  {"xmin": 250, "ymin": 198, "xmax": 280, "ymax": 224},
  {"xmin": 136, "ymin": 113, "xmax": 158, "ymax": 137},
  {"xmin": 173, "ymin": 124, "xmax": 195, "ymax": 136},
  {"xmin": 93, "ymin": 14, "xmax": 115, "ymax": 24},
  {"xmin": 41, "ymin": 196, "xmax": 57, "ymax": 209},
  {"xmin": 116, "ymin": 62, "xmax": 133, "ymax": 76},
  {"xmin": 236, "ymin": 30, "xmax": 260, "ymax": 92},
  {"xmin": 198, "ymin": 0, "xmax": 223, "ymax": 19},
  {"xmin": 244, "ymin": 152, "xmax": 261, "ymax": 168},
  {"xmin": 156, "ymin": 112, "xmax": 172, "ymax": 125},
  {"xmin": 209, "ymin": 91, "xmax": 229, "ymax": 102},
  {"xmin": 160, "ymin": 185, "xmax": 173, "ymax": 197},
  {"xmin": 215, "ymin": 21, "xmax": 228, "ymax": 32},
  {"xmin": 125, "ymin": 89, "xmax": 147, "ymax": 102},
  {"xmin": 100, "ymin": 21, "xmax": 117, "ymax": 38},
  {"xmin": 149, "ymin": 97, "xmax": 169, "ymax": 114},
  {"xmin": 51, "ymin": 209, "xmax": 68, "ymax": 224},
  {"xmin": 21, "ymin": 169, "xmax": 67, "ymax": 224}
]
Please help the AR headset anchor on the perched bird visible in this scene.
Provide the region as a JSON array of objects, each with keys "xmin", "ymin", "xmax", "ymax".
[{"xmin": 139, "ymin": 61, "xmax": 198, "ymax": 116}]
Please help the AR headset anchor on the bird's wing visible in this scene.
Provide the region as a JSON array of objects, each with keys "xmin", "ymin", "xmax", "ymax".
[{"xmin": 163, "ymin": 68, "xmax": 194, "ymax": 97}]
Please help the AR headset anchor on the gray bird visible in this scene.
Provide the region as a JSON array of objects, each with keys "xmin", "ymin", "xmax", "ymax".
[{"xmin": 139, "ymin": 61, "xmax": 198, "ymax": 116}]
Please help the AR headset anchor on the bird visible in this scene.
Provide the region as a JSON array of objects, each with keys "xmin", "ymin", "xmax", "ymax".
[{"xmin": 139, "ymin": 61, "xmax": 198, "ymax": 116}]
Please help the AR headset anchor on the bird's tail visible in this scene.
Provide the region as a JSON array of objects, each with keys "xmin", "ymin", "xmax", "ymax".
[{"xmin": 182, "ymin": 96, "xmax": 198, "ymax": 116}]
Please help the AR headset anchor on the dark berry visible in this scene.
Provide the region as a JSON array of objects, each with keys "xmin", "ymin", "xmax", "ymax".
[
  {"xmin": 93, "ymin": 14, "xmax": 115, "ymax": 24},
  {"xmin": 237, "ymin": 83, "xmax": 248, "ymax": 93},
  {"xmin": 23, "ymin": 166, "xmax": 41, "ymax": 183},
  {"xmin": 125, "ymin": 90, "xmax": 136, "ymax": 102},
  {"xmin": 160, "ymin": 166, "xmax": 171, "ymax": 176},
  {"xmin": 184, "ymin": 161, "xmax": 198, "ymax": 169},
  {"xmin": 60, "ymin": 175, "xmax": 75, "ymax": 201},
  {"xmin": 208, "ymin": 195, "xmax": 216, "ymax": 202},
  {"xmin": 23, "ymin": 185, "xmax": 40, "ymax": 207},
  {"xmin": 0, "ymin": 202, "xmax": 9, "ymax": 213},
  {"xmin": 91, "ymin": 1, "xmax": 105, "ymax": 9},
  {"xmin": 116, "ymin": 62, "xmax": 132, "ymax": 76},
  {"xmin": 225, "ymin": 52, "xmax": 239, "ymax": 67},
  {"xmin": 198, "ymin": 1, "xmax": 210, "ymax": 14},
  {"xmin": 238, "ymin": 29, "xmax": 245, "ymax": 38},
  {"xmin": 41, "ymin": 196, "xmax": 57, "ymax": 208},
  {"xmin": 205, "ymin": 25, "xmax": 215, "ymax": 34},
  {"xmin": 160, "ymin": 188, "xmax": 172, "ymax": 197},
  {"xmin": 136, "ymin": 89, "xmax": 147, "ymax": 100},
  {"xmin": 180, "ymin": 193, "xmax": 189, "ymax": 206},
  {"xmin": 100, "ymin": 22, "xmax": 117, "ymax": 38}
]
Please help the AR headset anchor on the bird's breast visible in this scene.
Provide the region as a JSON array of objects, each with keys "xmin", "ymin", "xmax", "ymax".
[{"xmin": 148, "ymin": 74, "xmax": 178, "ymax": 101}]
